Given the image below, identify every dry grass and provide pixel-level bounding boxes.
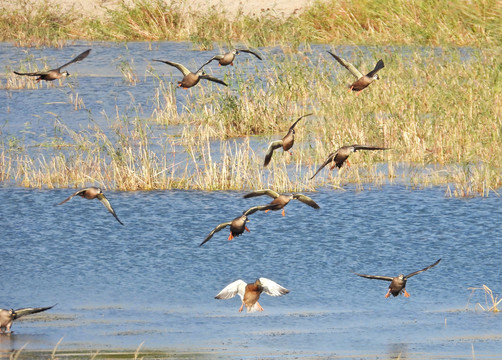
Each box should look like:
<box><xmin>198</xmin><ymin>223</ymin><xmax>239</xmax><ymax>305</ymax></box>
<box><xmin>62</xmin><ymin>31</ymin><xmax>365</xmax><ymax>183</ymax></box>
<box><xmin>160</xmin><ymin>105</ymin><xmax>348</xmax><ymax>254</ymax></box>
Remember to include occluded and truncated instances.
<box><xmin>466</xmin><ymin>285</ymin><xmax>501</xmax><ymax>313</ymax></box>
<box><xmin>0</xmin><ymin>0</ymin><xmax>500</xmax><ymax>47</ymax></box>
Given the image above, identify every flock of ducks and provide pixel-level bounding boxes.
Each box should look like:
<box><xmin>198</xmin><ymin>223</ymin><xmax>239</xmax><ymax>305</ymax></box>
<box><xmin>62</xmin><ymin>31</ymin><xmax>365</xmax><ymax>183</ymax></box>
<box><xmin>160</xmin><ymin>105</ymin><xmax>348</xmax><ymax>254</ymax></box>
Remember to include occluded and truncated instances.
<box><xmin>2</xmin><ymin>46</ymin><xmax>442</xmax><ymax>332</ymax></box>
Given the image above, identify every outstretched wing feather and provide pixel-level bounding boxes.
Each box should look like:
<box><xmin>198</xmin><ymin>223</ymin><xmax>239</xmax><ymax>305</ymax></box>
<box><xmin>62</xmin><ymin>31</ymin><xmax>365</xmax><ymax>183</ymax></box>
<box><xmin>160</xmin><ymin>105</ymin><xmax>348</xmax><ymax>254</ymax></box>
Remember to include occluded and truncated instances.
<box><xmin>236</xmin><ymin>49</ymin><xmax>262</xmax><ymax>60</ymax></box>
<box><xmin>215</xmin><ymin>280</ymin><xmax>247</xmax><ymax>300</ymax></box>
<box><xmin>353</xmin><ymin>273</ymin><xmax>395</xmax><ymax>282</ymax></box>
<box><xmin>293</xmin><ymin>194</ymin><xmax>320</xmax><ymax>209</ymax></box>
<box><xmin>97</xmin><ymin>194</ymin><xmax>124</xmax><ymax>225</ymax></box>
<box><xmin>57</xmin><ymin>49</ymin><xmax>91</xmax><ymax>70</ymax></box>
<box><xmin>327</xmin><ymin>51</ymin><xmax>364</xmax><ymax>79</ymax></box>
<box><xmin>152</xmin><ymin>59</ymin><xmax>191</xmax><ymax>76</ymax></box>
<box><xmin>243</xmin><ymin>189</ymin><xmax>280</xmax><ymax>199</ymax></box>
<box><xmin>263</xmin><ymin>140</ymin><xmax>283</xmax><ymax>167</ymax></box>
<box><xmin>259</xmin><ymin>278</ymin><xmax>289</xmax><ymax>296</ymax></box>
<box><xmin>405</xmin><ymin>259</ymin><xmax>441</xmax><ymax>279</ymax></box>
<box><xmin>200</xmin><ymin>221</ymin><xmax>232</xmax><ymax>246</ymax></box>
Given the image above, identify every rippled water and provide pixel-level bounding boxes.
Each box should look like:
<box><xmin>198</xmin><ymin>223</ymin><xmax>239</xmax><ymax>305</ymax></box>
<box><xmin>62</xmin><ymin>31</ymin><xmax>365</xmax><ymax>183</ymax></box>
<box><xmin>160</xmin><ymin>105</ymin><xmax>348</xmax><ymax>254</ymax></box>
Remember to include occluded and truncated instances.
<box><xmin>0</xmin><ymin>186</ymin><xmax>501</xmax><ymax>358</ymax></box>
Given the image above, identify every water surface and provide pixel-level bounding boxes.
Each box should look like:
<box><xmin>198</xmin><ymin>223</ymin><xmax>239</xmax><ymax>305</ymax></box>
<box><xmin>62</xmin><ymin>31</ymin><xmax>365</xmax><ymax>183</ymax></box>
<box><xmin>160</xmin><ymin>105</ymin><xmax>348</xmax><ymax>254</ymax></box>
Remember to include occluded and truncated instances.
<box><xmin>0</xmin><ymin>186</ymin><xmax>501</xmax><ymax>358</ymax></box>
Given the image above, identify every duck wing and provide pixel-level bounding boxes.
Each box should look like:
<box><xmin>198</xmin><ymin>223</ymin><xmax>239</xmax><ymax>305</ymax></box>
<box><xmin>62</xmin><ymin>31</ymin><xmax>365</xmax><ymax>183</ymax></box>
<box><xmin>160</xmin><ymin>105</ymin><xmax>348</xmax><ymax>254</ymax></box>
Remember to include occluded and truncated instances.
<box><xmin>365</xmin><ymin>59</ymin><xmax>384</xmax><ymax>78</ymax></box>
<box><xmin>200</xmin><ymin>74</ymin><xmax>228</xmax><ymax>86</ymax></box>
<box><xmin>13</xmin><ymin>305</ymin><xmax>55</xmax><ymax>320</ymax></box>
<box><xmin>236</xmin><ymin>49</ymin><xmax>263</xmax><ymax>60</ymax></box>
<box><xmin>243</xmin><ymin>189</ymin><xmax>280</xmax><ymax>199</ymax></box>
<box><xmin>293</xmin><ymin>194</ymin><xmax>320</xmax><ymax>209</ymax></box>
<box><xmin>57</xmin><ymin>188</ymin><xmax>89</xmax><ymax>205</ymax></box>
<box><xmin>352</xmin><ymin>145</ymin><xmax>389</xmax><ymax>152</ymax></box>
<box><xmin>97</xmin><ymin>193</ymin><xmax>124</xmax><ymax>225</ymax></box>
<box><xmin>327</xmin><ymin>51</ymin><xmax>363</xmax><ymax>79</ymax></box>
<box><xmin>200</xmin><ymin>221</ymin><xmax>232</xmax><ymax>246</ymax></box>
<box><xmin>288</xmin><ymin>113</ymin><xmax>313</xmax><ymax>132</ymax></box>
<box><xmin>215</xmin><ymin>280</ymin><xmax>247</xmax><ymax>300</ymax></box>
<box><xmin>13</xmin><ymin>70</ymin><xmax>50</xmax><ymax>76</ymax></box>
<box><xmin>259</xmin><ymin>278</ymin><xmax>289</xmax><ymax>296</ymax></box>
<box><xmin>353</xmin><ymin>273</ymin><xmax>394</xmax><ymax>282</ymax></box>
<box><xmin>57</xmin><ymin>49</ymin><xmax>91</xmax><ymax>70</ymax></box>
<box><xmin>310</xmin><ymin>152</ymin><xmax>336</xmax><ymax>179</ymax></box>
<box><xmin>405</xmin><ymin>259</ymin><xmax>441</xmax><ymax>279</ymax></box>
<box><xmin>263</xmin><ymin>140</ymin><xmax>284</xmax><ymax>167</ymax></box>
<box><xmin>243</xmin><ymin>203</ymin><xmax>281</xmax><ymax>216</ymax></box>
<box><xmin>153</xmin><ymin>60</ymin><xmax>191</xmax><ymax>76</ymax></box>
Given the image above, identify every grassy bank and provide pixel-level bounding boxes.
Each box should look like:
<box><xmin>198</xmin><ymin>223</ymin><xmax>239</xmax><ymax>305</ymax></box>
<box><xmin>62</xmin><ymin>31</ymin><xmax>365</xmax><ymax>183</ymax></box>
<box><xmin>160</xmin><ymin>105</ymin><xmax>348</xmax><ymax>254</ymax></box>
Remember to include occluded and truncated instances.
<box><xmin>1</xmin><ymin>47</ymin><xmax>500</xmax><ymax>196</ymax></box>
<box><xmin>0</xmin><ymin>0</ymin><xmax>500</xmax><ymax>47</ymax></box>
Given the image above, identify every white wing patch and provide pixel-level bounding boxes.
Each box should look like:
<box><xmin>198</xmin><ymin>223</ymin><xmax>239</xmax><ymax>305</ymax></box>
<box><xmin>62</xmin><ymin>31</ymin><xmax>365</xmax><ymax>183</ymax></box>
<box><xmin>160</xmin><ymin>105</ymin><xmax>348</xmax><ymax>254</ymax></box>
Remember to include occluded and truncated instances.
<box><xmin>259</xmin><ymin>277</ymin><xmax>289</xmax><ymax>297</ymax></box>
<box><xmin>215</xmin><ymin>280</ymin><xmax>247</xmax><ymax>300</ymax></box>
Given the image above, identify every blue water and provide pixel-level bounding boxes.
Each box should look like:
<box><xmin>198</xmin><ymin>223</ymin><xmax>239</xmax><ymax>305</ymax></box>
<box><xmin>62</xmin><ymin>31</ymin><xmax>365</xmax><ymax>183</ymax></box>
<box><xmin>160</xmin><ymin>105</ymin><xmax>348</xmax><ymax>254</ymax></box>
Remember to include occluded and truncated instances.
<box><xmin>0</xmin><ymin>186</ymin><xmax>501</xmax><ymax>358</ymax></box>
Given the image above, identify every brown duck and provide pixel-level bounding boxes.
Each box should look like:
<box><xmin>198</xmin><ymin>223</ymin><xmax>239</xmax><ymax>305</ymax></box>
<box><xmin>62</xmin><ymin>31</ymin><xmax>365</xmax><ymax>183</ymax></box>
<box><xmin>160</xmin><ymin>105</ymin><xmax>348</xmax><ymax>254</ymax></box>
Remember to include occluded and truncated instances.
<box><xmin>263</xmin><ymin>113</ymin><xmax>313</xmax><ymax>167</ymax></box>
<box><xmin>354</xmin><ymin>259</ymin><xmax>441</xmax><ymax>298</ymax></box>
<box><xmin>215</xmin><ymin>278</ymin><xmax>289</xmax><ymax>313</ymax></box>
<box><xmin>202</xmin><ymin>48</ymin><xmax>262</xmax><ymax>67</ymax></box>
<box><xmin>310</xmin><ymin>145</ymin><xmax>389</xmax><ymax>179</ymax></box>
<box><xmin>200</xmin><ymin>204</ymin><xmax>279</xmax><ymax>246</ymax></box>
<box><xmin>0</xmin><ymin>305</ymin><xmax>55</xmax><ymax>333</ymax></box>
<box><xmin>152</xmin><ymin>59</ymin><xmax>227</xmax><ymax>89</ymax></box>
<box><xmin>14</xmin><ymin>49</ymin><xmax>91</xmax><ymax>82</ymax></box>
<box><xmin>57</xmin><ymin>187</ymin><xmax>124</xmax><ymax>225</ymax></box>
<box><xmin>243</xmin><ymin>189</ymin><xmax>320</xmax><ymax>216</ymax></box>
<box><xmin>327</xmin><ymin>51</ymin><xmax>384</xmax><ymax>93</ymax></box>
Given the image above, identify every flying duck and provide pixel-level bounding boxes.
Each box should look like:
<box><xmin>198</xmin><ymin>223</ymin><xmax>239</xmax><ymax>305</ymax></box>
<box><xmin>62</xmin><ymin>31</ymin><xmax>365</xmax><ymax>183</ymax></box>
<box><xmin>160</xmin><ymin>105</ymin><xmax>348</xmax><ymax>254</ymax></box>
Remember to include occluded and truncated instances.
<box><xmin>327</xmin><ymin>51</ymin><xmax>384</xmax><ymax>93</ymax></box>
<box><xmin>14</xmin><ymin>49</ymin><xmax>91</xmax><ymax>82</ymax></box>
<box><xmin>152</xmin><ymin>59</ymin><xmax>227</xmax><ymax>89</ymax></box>
<box><xmin>263</xmin><ymin>113</ymin><xmax>313</xmax><ymax>167</ymax></box>
<box><xmin>57</xmin><ymin>187</ymin><xmax>124</xmax><ymax>225</ymax></box>
<box><xmin>0</xmin><ymin>305</ymin><xmax>55</xmax><ymax>333</ymax></box>
<box><xmin>310</xmin><ymin>145</ymin><xmax>389</xmax><ymax>179</ymax></box>
<box><xmin>243</xmin><ymin>189</ymin><xmax>320</xmax><ymax>216</ymax></box>
<box><xmin>354</xmin><ymin>259</ymin><xmax>441</xmax><ymax>298</ymax></box>
<box><xmin>200</xmin><ymin>204</ymin><xmax>280</xmax><ymax>246</ymax></box>
<box><xmin>202</xmin><ymin>48</ymin><xmax>262</xmax><ymax>67</ymax></box>
<box><xmin>215</xmin><ymin>278</ymin><xmax>289</xmax><ymax>312</ymax></box>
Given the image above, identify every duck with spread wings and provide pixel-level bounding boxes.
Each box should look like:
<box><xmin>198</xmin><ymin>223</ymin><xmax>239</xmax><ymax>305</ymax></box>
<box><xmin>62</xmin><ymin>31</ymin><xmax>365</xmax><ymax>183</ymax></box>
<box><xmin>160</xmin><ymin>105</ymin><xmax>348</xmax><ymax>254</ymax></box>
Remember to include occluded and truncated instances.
<box><xmin>202</xmin><ymin>48</ymin><xmax>262</xmax><ymax>67</ymax></box>
<box><xmin>263</xmin><ymin>113</ymin><xmax>313</xmax><ymax>167</ymax></box>
<box><xmin>200</xmin><ymin>204</ymin><xmax>280</xmax><ymax>246</ymax></box>
<box><xmin>354</xmin><ymin>259</ymin><xmax>441</xmax><ymax>298</ymax></box>
<box><xmin>215</xmin><ymin>278</ymin><xmax>289</xmax><ymax>312</ymax></box>
<box><xmin>152</xmin><ymin>59</ymin><xmax>227</xmax><ymax>89</ymax></box>
<box><xmin>327</xmin><ymin>51</ymin><xmax>384</xmax><ymax>93</ymax></box>
<box><xmin>14</xmin><ymin>49</ymin><xmax>91</xmax><ymax>82</ymax></box>
<box><xmin>310</xmin><ymin>144</ymin><xmax>389</xmax><ymax>179</ymax></box>
<box><xmin>243</xmin><ymin>189</ymin><xmax>320</xmax><ymax>216</ymax></box>
<box><xmin>57</xmin><ymin>187</ymin><xmax>124</xmax><ymax>225</ymax></box>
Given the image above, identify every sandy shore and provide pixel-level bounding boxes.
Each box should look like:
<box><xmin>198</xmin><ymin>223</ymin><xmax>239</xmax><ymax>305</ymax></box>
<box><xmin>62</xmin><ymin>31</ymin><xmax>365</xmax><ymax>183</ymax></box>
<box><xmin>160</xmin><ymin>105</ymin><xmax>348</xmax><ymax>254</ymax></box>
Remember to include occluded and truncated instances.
<box><xmin>1</xmin><ymin>0</ymin><xmax>313</xmax><ymax>17</ymax></box>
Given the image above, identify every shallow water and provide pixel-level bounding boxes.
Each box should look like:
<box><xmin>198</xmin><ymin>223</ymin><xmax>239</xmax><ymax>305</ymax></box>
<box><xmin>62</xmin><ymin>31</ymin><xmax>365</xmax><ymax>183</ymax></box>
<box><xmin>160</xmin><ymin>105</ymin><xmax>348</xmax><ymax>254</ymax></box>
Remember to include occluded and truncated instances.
<box><xmin>0</xmin><ymin>186</ymin><xmax>501</xmax><ymax>358</ymax></box>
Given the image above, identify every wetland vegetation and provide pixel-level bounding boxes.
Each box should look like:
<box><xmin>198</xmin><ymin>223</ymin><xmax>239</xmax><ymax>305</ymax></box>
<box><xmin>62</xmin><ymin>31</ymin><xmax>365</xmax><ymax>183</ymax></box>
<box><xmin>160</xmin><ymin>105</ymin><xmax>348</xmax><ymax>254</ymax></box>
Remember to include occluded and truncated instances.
<box><xmin>0</xmin><ymin>0</ymin><xmax>500</xmax><ymax>47</ymax></box>
<box><xmin>0</xmin><ymin>0</ymin><xmax>500</xmax><ymax>197</ymax></box>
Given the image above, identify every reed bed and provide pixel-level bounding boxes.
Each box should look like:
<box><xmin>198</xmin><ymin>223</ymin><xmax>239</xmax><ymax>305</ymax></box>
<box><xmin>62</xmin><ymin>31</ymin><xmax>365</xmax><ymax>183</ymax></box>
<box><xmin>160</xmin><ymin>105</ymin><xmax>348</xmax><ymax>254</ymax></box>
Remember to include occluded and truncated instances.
<box><xmin>0</xmin><ymin>0</ymin><xmax>500</xmax><ymax>47</ymax></box>
<box><xmin>1</xmin><ymin>48</ymin><xmax>500</xmax><ymax>196</ymax></box>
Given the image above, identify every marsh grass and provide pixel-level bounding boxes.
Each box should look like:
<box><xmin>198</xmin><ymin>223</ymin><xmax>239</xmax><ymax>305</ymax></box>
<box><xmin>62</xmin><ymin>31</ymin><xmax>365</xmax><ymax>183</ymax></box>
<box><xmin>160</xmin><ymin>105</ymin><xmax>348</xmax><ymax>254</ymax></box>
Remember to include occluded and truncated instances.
<box><xmin>0</xmin><ymin>0</ymin><xmax>79</xmax><ymax>47</ymax></box>
<box><xmin>0</xmin><ymin>0</ymin><xmax>500</xmax><ymax>46</ymax></box>
<box><xmin>466</xmin><ymin>285</ymin><xmax>501</xmax><ymax>313</ymax></box>
<box><xmin>1</xmin><ymin>48</ymin><xmax>501</xmax><ymax>195</ymax></box>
